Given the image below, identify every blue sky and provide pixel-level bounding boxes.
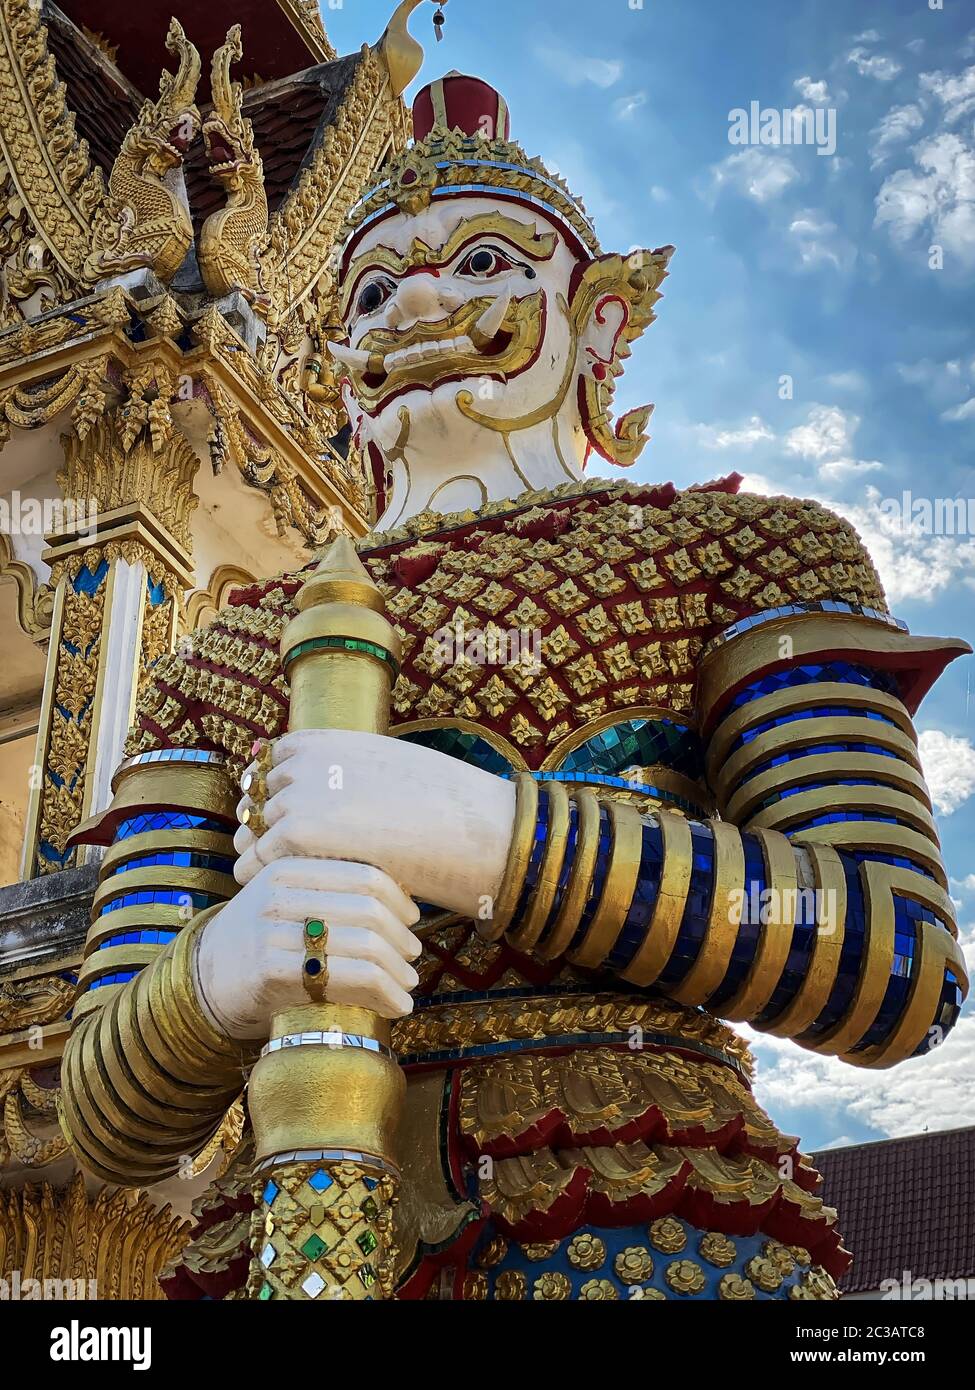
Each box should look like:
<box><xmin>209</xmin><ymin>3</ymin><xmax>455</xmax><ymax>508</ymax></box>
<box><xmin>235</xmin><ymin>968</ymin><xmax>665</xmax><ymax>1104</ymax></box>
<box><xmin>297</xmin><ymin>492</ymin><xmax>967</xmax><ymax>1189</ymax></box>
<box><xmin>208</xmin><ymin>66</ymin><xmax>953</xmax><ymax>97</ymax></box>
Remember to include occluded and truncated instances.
<box><xmin>324</xmin><ymin>1</ymin><xmax>975</xmax><ymax>1149</ymax></box>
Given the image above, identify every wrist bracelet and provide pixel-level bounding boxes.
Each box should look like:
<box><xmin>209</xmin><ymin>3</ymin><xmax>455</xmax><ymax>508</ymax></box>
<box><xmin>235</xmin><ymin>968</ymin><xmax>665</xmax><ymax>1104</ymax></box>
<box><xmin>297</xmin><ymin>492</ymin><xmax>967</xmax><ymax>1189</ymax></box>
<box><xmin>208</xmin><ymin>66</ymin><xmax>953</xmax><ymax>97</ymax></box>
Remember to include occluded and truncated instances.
<box><xmin>479</xmin><ymin>772</ymin><xmax>539</xmax><ymax>942</ymax></box>
<box><xmin>535</xmin><ymin>787</ymin><xmax>602</xmax><ymax>961</ymax></box>
<box><xmin>568</xmin><ymin>797</ymin><xmax>644</xmax><ymax>969</ymax></box>
<box><xmin>507</xmin><ymin>780</ymin><xmax>571</xmax><ymax>954</ymax></box>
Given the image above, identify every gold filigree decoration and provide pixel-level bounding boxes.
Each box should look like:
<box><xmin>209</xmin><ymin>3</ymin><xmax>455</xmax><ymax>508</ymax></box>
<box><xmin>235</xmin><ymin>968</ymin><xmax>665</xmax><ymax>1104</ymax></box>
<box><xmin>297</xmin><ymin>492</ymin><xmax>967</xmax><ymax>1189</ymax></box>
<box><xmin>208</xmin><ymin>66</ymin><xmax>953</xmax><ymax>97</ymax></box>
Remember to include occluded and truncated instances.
<box><xmin>0</xmin><ymin>529</ymin><xmax>53</xmax><ymax>639</ymax></box>
<box><xmin>59</xmin><ymin>415</ymin><xmax>199</xmax><ymax>553</ymax></box>
<box><xmin>32</xmin><ymin>553</ymin><xmax>105</xmax><ymax>875</ymax></box>
<box><xmin>187</xmin><ymin>1100</ymin><xmax>245</xmax><ymax>1179</ymax></box>
<box><xmin>0</xmin><ymin>0</ymin><xmax>105</xmax><ymax>281</ymax></box>
<box><xmin>570</xmin><ymin>247</ymin><xmax>674</xmax><ymax>468</ymax></box>
<box><xmin>0</xmin><ymin>1173</ymin><xmax>189</xmax><ymax>1299</ymax></box>
<box><xmin>247</xmin><ymin>1159</ymin><xmax>398</xmax><ymax>1302</ymax></box>
<box><xmin>198</xmin><ymin>369</ymin><xmax>338</xmax><ymax>541</ymax></box>
<box><xmin>1</xmin><ymin>1071</ymin><xmax>66</xmax><ymax>1167</ymax></box>
<box><xmin>0</xmin><ymin>974</ymin><xmax>72</xmax><ymax>1031</ymax></box>
<box><xmin>268</xmin><ymin>45</ymin><xmax>405</xmax><ymax>316</ymax></box>
<box><xmin>345</xmin><ymin>120</ymin><xmax>599</xmax><ymax>256</ymax></box>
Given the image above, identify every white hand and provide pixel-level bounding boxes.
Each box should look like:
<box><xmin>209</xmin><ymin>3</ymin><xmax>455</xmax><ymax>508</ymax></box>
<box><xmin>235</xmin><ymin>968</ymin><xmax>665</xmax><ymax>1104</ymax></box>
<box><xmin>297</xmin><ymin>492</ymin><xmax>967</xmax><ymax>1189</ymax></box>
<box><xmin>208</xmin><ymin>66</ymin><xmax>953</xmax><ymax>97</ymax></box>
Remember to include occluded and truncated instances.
<box><xmin>233</xmin><ymin>729</ymin><xmax>516</xmax><ymax>919</ymax></box>
<box><xmin>195</xmin><ymin>857</ymin><xmax>422</xmax><ymax>1040</ymax></box>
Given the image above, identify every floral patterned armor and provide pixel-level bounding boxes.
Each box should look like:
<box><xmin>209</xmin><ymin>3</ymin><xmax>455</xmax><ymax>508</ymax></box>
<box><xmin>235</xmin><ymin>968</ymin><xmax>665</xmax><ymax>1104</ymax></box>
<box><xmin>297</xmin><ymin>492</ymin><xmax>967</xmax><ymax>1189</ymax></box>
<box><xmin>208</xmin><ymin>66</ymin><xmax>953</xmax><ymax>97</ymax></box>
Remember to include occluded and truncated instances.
<box><xmin>58</xmin><ymin>75</ymin><xmax>970</xmax><ymax>1304</ymax></box>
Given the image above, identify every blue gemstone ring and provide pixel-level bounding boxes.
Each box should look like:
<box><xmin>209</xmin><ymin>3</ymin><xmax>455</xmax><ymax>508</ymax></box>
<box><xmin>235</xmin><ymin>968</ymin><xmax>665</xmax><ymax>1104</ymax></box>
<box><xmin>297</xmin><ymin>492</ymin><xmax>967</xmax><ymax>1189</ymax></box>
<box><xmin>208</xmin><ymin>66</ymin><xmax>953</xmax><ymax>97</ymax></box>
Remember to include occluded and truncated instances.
<box><xmin>302</xmin><ymin>918</ymin><xmax>329</xmax><ymax>1002</ymax></box>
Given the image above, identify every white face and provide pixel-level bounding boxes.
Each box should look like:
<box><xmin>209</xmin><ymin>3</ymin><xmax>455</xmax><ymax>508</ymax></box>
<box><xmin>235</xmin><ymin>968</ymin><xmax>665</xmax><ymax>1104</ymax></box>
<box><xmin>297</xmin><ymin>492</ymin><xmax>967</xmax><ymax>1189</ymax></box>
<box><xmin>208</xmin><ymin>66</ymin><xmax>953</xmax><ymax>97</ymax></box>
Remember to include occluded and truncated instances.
<box><xmin>335</xmin><ymin>197</ymin><xmax>583</xmax><ymax>451</ymax></box>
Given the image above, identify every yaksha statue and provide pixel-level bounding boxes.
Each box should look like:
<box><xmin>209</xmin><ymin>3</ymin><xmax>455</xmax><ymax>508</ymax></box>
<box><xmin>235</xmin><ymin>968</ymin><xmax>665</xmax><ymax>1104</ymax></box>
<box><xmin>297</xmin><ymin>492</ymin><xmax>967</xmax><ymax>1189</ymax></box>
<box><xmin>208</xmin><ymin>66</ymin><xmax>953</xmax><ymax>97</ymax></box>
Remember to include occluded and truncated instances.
<box><xmin>60</xmin><ymin>76</ymin><xmax>970</xmax><ymax>1303</ymax></box>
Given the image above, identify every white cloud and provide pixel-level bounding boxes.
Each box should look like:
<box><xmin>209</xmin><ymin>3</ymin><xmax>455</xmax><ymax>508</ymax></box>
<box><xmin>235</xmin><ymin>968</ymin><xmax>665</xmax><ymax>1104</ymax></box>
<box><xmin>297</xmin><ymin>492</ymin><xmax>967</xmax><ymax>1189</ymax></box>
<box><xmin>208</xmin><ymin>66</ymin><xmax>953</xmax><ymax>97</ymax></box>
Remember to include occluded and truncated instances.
<box><xmin>898</xmin><ymin>358</ymin><xmax>964</xmax><ymax>389</ymax></box>
<box><xmin>534</xmin><ymin>43</ymin><xmax>622</xmax><ymax>89</ymax></box>
<box><xmin>869</xmin><ymin>104</ymin><xmax>924</xmax><ymax>168</ymax></box>
<box><xmin>694</xmin><ymin>416</ymin><xmax>775</xmax><ymax>450</ymax></box>
<box><xmin>614</xmin><ymin>91</ymin><xmax>647</xmax><ymax>120</ymax></box>
<box><xmin>794</xmin><ymin>75</ymin><xmax>831</xmax><ymax>104</ymax></box>
<box><xmin>824</xmin><ymin>370</ymin><xmax>867</xmax><ymax>391</ymax></box>
<box><xmin>919</xmin><ymin>731</ymin><xmax>975</xmax><ymax>815</ymax></box>
<box><xmin>789</xmin><ymin>210</ymin><xmax>857</xmax><ymax>271</ymax></box>
<box><xmin>896</xmin><ymin>357</ymin><xmax>974</xmax><ymax>414</ymax></box>
<box><xmin>847</xmin><ymin>47</ymin><xmax>902</xmax><ymax>82</ymax></box>
<box><xmin>875</xmin><ymin>131</ymin><xmax>975</xmax><ymax>266</ymax></box>
<box><xmin>942</xmin><ymin>397</ymin><xmax>975</xmax><ymax>422</ymax></box>
<box><xmin>817</xmin><ymin>457</ymin><xmax>883</xmax><ymax>482</ymax></box>
<box><xmin>919</xmin><ymin>64</ymin><xmax>975</xmax><ymax>125</ymax></box>
<box><xmin>741</xmin><ymin>1009</ymin><xmax>975</xmax><ymax>1143</ymax></box>
<box><xmin>708</xmin><ymin>147</ymin><xmax>800</xmax><ymax>203</ymax></box>
<box><xmin>785</xmin><ymin>404</ymin><xmax>859</xmax><ymax>461</ymax></box>
<box><xmin>737</xmin><ymin>472</ymin><xmax>778</xmax><ymax>497</ymax></box>
<box><xmin>831</xmin><ymin>485</ymin><xmax>975</xmax><ymax>604</ymax></box>
<box><xmin>649</xmin><ymin>185</ymin><xmax>670</xmax><ymax>203</ymax></box>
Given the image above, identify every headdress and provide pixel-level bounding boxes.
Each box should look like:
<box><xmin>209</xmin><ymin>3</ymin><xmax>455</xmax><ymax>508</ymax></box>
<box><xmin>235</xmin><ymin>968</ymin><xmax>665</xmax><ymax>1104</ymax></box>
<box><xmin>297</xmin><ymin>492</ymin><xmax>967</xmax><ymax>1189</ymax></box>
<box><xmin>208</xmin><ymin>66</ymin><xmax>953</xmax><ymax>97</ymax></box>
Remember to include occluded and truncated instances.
<box><xmin>342</xmin><ymin>73</ymin><xmax>601</xmax><ymax>264</ymax></box>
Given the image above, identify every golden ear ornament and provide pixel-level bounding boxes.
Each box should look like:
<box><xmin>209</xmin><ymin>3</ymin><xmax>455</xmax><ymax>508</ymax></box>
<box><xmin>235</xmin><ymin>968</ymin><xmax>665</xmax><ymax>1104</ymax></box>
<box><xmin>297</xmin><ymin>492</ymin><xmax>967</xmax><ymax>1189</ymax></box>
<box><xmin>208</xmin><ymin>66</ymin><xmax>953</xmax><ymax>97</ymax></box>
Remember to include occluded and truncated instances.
<box><xmin>570</xmin><ymin>246</ymin><xmax>675</xmax><ymax>468</ymax></box>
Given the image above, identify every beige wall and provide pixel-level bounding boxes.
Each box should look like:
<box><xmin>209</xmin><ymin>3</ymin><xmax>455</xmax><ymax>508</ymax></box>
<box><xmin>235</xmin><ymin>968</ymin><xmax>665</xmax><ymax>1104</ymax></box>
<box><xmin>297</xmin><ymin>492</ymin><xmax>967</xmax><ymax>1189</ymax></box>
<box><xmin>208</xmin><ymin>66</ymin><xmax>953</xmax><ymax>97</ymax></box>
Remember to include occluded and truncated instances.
<box><xmin>0</xmin><ymin>730</ymin><xmax>35</xmax><ymax>885</ymax></box>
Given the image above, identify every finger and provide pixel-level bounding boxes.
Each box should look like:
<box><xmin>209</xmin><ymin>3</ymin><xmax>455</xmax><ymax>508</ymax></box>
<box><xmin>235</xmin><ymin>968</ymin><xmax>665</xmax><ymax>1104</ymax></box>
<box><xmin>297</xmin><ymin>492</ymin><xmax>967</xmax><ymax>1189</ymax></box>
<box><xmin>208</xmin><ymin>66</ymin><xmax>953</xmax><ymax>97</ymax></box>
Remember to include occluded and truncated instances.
<box><xmin>233</xmin><ymin>839</ymin><xmax>262</xmax><ymax>886</ymax></box>
<box><xmin>267</xmin><ymin>729</ymin><xmax>332</xmax><ymax>769</ymax></box>
<box><xmin>326</xmin><ymin>924</ymin><xmax>419</xmax><ymax>992</ymax></box>
<box><xmin>325</xmin><ymin>958</ymin><xmax>415</xmax><ymax>1020</ymax></box>
<box><xmin>260</xmin><ymin>858</ymin><xmax>418</xmax><ymax>925</ymax></box>
<box><xmin>232</xmin><ymin>811</ymin><xmax>254</xmax><ymax>856</ymax></box>
<box><xmin>266</xmin><ymin>891</ymin><xmax>421</xmax><ymax>976</ymax></box>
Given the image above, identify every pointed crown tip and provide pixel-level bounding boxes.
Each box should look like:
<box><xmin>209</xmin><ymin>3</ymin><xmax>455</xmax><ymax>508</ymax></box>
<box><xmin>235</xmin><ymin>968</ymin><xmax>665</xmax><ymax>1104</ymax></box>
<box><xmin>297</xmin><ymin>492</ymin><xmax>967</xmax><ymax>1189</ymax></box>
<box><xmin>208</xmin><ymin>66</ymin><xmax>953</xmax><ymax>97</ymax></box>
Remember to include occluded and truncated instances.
<box><xmin>313</xmin><ymin>534</ymin><xmax>375</xmax><ymax>585</ymax></box>
<box><xmin>298</xmin><ymin>533</ymin><xmax>386</xmax><ymax>614</ymax></box>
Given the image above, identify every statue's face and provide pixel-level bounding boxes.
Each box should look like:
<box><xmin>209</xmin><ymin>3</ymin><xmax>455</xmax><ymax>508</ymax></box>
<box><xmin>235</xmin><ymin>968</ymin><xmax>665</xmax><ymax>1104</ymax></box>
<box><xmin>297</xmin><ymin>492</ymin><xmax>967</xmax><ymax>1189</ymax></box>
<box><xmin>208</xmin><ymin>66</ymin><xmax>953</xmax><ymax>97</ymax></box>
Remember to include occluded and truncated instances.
<box><xmin>336</xmin><ymin>197</ymin><xmax>583</xmax><ymax>445</ymax></box>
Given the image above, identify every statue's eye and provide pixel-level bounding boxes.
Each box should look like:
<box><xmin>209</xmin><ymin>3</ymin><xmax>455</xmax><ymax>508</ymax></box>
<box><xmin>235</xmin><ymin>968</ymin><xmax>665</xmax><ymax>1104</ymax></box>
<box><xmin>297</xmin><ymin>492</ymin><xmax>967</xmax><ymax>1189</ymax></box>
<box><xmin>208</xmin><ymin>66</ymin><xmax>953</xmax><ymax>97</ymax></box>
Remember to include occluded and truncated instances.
<box><xmin>457</xmin><ymin>247</ymin><xmax>514</xmax><ymax>278</ymax></box>
<box><xmin>356</xmin><ymin>278</ymin><xmax>394</xmax><ymax>316</ymax></box>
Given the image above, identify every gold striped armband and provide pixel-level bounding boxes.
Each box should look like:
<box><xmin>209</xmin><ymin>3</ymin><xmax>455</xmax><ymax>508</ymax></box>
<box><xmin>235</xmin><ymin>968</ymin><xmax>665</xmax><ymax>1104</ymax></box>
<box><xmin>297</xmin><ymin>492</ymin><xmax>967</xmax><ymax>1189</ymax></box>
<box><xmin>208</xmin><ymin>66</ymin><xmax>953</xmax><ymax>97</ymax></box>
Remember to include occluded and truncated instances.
<box><xmin>60</xmin><ymin>906</ymin><xmax>258</xmax><ymax>1186</ymax></box>
<box><xmin>695</xmin><ymin>609</ymin><xmax>970</xmax><ymax>1068</ymax></box>
<box><xmin>70</xmin><ymin>751</ymin><xmax>240</xmax><ymax>1026</ymax></box>
<box><xmin>483</xmin><ymin>774</ymin><xmax>644</xmax><ymax>970</ymax></box>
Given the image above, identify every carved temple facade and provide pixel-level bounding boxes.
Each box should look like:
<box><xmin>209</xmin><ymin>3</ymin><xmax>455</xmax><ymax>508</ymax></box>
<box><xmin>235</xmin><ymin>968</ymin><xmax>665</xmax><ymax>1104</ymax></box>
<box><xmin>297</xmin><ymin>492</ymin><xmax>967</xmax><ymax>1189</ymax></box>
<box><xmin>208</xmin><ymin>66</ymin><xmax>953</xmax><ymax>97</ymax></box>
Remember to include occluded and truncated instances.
<box><xmin>0</xmin><ymin>0</ymin><xmax>420</xmax><ymax>1291</ymax></box>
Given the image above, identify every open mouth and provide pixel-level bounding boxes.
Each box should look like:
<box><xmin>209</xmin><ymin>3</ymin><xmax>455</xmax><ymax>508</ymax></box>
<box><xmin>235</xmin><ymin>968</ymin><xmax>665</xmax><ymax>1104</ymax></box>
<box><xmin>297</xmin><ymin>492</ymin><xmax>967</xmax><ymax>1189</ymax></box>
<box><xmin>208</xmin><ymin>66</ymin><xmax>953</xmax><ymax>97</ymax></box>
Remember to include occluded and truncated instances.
<box><xmin>205</xmin><ymin>130</ymin><xmax>239</xmax><ymax>172</ymax></box>
<box><xmin>327</xmin><ymin>288</ymin><xmax>539</xmax><ymax>402</ymax></box>
<box><xmin>168</xmin><ymin>123</ymin><xmax>193</xmax><ymax>156</ymax></box>
<box><xmin>362</xmin><ymin>327</ymin><xmax>513</xmax><ymax>390</ymax></box>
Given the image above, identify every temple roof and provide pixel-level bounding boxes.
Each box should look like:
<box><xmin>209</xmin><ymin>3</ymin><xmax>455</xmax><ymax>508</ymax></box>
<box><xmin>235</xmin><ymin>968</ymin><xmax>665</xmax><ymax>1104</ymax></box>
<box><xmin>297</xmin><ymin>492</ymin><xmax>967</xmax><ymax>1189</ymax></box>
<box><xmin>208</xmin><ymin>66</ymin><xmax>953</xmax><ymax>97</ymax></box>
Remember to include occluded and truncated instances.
<box><xmin>51</xmin><ymin>0</ymin><xmax>332</xmax><ymax>100</ymax></box>
<box><xmin>184</xmin><ymin>55</ymin><xmax>364</xmax><ymax>234</ymax></box>
<box><xmin>42</xmin><ymin>4</ymin><xmax>366</xmax><ymax>234</ymax></box>
<box><xmin>46</xmin><ymin>5</ymin><xmax>143</xmax><ymax>176</ymax></box>
<box><xmin>814</xmin><ymin>1126</ymin><xmax>975</xmax><ymax>1293</ymax></box>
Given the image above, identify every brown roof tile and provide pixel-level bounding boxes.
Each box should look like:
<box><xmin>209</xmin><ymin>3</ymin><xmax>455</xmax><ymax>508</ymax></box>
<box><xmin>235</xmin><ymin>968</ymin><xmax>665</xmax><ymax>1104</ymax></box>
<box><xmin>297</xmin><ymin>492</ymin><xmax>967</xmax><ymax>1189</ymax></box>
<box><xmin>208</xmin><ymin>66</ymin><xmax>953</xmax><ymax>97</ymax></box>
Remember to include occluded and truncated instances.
<box><xmin>185</xmin><ymin>55</ymin><xmax>363</xmax><ymax>235</ymax></box>
<box><xmin>813</xmin><ymin>1126</ymin><xmax>975</xmax><ymax>1293</ymax></box>
<box><xmin>55</xmin><ymin>0</ymin><xmax>326</xmax><ymax>100</ymax></box>
<box><xmin>47</xmin><ymin>5</ymin><xmax>144</xmax><ymax>176</ymax></box>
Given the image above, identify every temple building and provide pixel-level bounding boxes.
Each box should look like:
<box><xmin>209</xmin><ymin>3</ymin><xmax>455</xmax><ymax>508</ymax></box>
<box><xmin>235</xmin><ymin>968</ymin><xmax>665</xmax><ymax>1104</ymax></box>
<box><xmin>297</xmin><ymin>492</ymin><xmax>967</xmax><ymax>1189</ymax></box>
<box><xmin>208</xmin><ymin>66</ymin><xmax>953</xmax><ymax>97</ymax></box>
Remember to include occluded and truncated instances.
<box><xmin>815</xmin><ymin>1128</ymin><xmax>975</xmax><ymax>1301</ymax></box>
<box><xmin>0</xmin><ymin>0</ymin><xmax>420</xmax><ymax>1292</ymax></box>
<box><xmin>0</xmin><ymin>0</ymin><xmax>968</xmax><ymax>1307</ymax></box>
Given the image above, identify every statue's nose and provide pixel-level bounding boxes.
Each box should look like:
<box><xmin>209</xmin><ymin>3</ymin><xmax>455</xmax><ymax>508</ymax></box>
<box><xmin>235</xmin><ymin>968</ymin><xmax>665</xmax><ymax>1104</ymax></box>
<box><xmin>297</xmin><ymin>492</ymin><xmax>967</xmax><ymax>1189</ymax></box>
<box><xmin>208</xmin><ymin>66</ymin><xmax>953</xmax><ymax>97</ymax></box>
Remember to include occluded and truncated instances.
<box><xmin>385</xmin><ymin>274</ymin><xmax>462</xmax><ymax>330</ymax></box>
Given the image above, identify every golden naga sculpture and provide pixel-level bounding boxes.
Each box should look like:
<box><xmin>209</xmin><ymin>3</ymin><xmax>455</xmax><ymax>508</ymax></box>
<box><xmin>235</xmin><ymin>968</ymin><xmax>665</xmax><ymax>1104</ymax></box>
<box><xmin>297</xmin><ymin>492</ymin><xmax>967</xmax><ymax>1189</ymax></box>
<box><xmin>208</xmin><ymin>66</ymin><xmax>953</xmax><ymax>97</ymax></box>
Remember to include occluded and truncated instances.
<box><xmin>84</xmin><ymin>19</ymin><xmax>202</xmax><ymax>287</ymax></box>
<box><xmin>198</xmin><ymin>25</ymin><xmax>272</xmax><ymax>309</ymax></box>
